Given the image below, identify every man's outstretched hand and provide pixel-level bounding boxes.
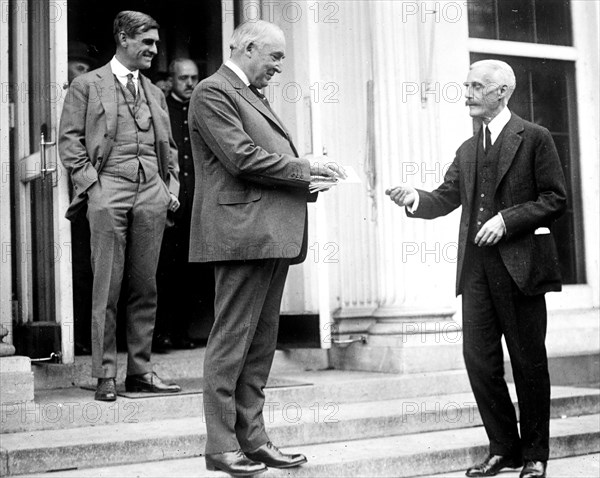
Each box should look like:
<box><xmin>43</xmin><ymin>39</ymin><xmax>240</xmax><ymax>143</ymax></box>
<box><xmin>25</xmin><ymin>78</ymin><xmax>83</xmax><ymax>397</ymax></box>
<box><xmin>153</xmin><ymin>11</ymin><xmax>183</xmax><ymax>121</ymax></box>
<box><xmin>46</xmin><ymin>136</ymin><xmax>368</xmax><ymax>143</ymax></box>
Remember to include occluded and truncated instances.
<box><xmin>385</xmin><ymin>186</ymin><xmax>417</xmax><ymax>208</ymax></box>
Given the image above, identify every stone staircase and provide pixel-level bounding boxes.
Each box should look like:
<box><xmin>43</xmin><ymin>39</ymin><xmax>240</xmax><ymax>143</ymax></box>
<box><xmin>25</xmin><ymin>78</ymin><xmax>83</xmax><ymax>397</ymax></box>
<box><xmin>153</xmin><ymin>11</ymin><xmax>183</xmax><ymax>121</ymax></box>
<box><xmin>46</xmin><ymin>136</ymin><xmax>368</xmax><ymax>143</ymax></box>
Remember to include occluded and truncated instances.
<box><xmin>1</xmin><ymin>348</ymin><xmax>599</xmax><ymax>477</ymax></box>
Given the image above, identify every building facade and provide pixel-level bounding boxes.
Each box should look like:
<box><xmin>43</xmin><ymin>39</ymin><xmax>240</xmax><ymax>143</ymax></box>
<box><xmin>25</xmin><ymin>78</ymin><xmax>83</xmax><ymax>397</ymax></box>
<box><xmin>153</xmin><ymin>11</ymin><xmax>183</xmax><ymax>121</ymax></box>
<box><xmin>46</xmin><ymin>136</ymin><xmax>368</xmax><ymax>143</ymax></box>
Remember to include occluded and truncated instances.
<box><xmin>0</xmin><ymin>1</ymin><xmax>598</xmax><ymax>390</ymax></box>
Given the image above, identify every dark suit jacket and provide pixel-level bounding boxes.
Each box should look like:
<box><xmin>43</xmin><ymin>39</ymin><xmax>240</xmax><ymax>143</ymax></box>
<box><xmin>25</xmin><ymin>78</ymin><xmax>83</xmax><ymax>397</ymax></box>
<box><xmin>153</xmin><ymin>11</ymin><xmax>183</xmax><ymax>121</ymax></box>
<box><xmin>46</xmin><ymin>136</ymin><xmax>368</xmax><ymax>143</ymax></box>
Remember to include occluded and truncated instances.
<box><xmin>59</xmin><ymin>63</ymin><xmax>179</xmax><ymax>220</ymax></box>
<box><xmin>188</xmin><ymin>65</ymin><xmax>314</xmax><ymax>263</ymax></box>
<box><xmin>166</xmin><ymin>94</ymin><xmax>195</xmax><ymax>224</ymax></box>
<box><xmin>410</xmin><ymin>113</ymin><xmax>567</xmax><ymax>296</ymax></box>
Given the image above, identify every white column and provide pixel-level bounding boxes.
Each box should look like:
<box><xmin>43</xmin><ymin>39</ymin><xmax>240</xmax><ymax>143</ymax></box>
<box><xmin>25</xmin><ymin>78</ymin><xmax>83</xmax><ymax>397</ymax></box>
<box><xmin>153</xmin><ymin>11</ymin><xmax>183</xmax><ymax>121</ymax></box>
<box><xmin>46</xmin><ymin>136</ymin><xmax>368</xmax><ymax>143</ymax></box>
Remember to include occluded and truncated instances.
<box><xmin>331</xmin><ymin>1</ymin><xmax>472</xmax><ymax>373</ymax></box>
<box><xmin>0</xmin><ymin>0</ymin><xmax>13</xmax><ymax>348</ymax></box>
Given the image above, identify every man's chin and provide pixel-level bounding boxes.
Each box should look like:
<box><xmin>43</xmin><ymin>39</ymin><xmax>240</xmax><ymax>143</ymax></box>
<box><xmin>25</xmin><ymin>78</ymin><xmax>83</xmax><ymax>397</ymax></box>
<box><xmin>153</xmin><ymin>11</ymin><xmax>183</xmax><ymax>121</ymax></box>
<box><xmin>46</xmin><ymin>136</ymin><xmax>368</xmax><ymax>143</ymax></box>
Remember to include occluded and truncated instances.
<box><xmin>139</xmin><ymin>58</ymin><xmax>153</xmax><ymax>69</ymax></box>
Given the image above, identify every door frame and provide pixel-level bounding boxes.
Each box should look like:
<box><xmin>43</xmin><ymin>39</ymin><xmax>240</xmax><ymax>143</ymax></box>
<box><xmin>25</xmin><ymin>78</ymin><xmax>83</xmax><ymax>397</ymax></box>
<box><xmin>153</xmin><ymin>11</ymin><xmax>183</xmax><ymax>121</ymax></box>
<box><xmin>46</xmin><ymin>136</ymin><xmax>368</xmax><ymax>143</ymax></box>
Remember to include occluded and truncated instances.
<box><xmin>0</xmin><ymin>0</ymin><xmax>12</xmax><ymax>345</ymax></box>
<box><xmin>10</xmin><ymin>0</ymin><xmax>73</xmax><ymax>363</ymax></box>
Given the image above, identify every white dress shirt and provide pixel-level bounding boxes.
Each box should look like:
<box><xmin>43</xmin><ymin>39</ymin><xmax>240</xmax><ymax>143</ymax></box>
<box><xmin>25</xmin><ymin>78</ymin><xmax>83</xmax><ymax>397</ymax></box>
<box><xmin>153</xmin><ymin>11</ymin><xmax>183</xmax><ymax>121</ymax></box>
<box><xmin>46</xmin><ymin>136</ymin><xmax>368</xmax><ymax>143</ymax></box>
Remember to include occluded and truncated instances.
<box><xmin>484</xmin><ymin>106</ymin><xmax>511</xmax><ymax>149</ymax></box>
<box><xmin>225</xmin><ymin>60</ymin><xmax>250</xmax><ymax>86</ymax></box>
<box><xmin>110</xmin><ymin>56</ymin><xmax>139</xmax><ymax>95</ymax></box>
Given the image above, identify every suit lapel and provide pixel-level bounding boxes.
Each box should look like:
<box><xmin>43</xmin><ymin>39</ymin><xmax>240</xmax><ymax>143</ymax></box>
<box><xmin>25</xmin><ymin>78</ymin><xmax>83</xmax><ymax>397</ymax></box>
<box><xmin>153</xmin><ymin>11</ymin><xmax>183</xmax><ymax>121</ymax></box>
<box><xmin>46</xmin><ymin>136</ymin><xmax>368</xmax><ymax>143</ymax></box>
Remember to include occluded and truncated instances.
<box><xmin>463</xmin><ymin>134</ymin><xmax>478</xmax><ymax>208</ymax></box>
<box><xmin>92</xmin><ymin>64</ymin><xmax>118</xmax><ymax>171</ymax></box>
<box><xmin>495</xmin><ymin>114</ymin><xmax>524</xmax><ymax>191</ymax></box>
<box><xmin>219</xmin><ymin>66</ymin><xmax>295</xmax><ymax>144</ymax></box>
<box><xmin>140</xmin><ymin>74</ymin><xmax>168</xmax><ymax>176</ymax></box>
<box><xmin>96</xmin><ymin>64</ymin><xmax>118</xmax><ymax>141</ymax></box>
<box><xmin>140</xmin><ymin>74</ymin><xmax>165</xmax><ymax>144</ymax></box>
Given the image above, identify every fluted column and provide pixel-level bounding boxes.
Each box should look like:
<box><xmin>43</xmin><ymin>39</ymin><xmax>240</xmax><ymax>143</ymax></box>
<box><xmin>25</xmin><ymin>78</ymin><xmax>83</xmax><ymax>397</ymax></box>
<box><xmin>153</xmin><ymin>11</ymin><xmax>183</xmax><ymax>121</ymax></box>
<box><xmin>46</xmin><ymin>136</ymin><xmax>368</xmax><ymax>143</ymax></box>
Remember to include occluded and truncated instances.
<box><xmin>331</xmin><ymin>1</ymin><xmax>472</xmax><ymax>373</ymax></box>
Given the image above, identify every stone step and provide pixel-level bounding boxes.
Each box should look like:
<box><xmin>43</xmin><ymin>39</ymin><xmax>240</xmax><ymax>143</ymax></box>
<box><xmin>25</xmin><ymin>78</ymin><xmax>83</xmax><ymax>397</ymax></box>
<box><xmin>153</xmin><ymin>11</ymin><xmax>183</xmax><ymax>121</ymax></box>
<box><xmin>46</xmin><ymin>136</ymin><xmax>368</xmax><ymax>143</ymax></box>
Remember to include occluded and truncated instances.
<box><xmin>1</xmin><ymin>386</ymin><xmax>597</xmax><ymax>476</ymax></box>
<box><xmin>2</xmin><ymin>369</ymin><xmax>474</xmax><ymax>433</ymax></box>
<box><xmin>32</xmin><ymin>349</ymin><xmax>330</xmax><ymax>391</ymax></box>
<box><xmin>11</xmin><ymin>414</ymin><xmax>600</xmax><ymax>478</ymax></box>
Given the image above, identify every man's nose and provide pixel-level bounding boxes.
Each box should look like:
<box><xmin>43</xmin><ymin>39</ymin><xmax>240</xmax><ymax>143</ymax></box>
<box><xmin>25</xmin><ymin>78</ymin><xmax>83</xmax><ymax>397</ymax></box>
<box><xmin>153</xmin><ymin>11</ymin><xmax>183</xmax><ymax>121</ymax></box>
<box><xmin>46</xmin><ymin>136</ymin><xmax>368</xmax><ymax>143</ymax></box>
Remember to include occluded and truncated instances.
<box><xmin>274</xmin><ymin>63</ymin><xmax>282</xmax><ymax>74</ymax></box>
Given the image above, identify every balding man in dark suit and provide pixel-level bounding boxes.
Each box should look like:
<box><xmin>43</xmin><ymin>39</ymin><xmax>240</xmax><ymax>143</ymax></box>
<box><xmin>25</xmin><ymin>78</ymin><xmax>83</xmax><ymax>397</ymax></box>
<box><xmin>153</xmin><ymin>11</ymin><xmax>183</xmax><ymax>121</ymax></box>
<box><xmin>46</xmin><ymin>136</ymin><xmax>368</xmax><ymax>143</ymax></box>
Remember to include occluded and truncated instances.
<box><xmin>189</xmin><ymin>20</ymin><xmax>344</xmax><ymax>477</ymax></box>
<box><xmin>387</xmin><ymin>60</ymin><xmax>566</xmax><ymax>478</ymax></box>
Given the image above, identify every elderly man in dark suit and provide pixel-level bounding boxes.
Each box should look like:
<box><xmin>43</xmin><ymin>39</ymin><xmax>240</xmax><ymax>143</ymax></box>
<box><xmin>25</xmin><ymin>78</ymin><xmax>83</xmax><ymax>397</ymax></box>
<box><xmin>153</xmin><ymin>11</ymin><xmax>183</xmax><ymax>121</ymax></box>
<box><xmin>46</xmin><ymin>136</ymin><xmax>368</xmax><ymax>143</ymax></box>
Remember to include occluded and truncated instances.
<box><xmin>189</xmin><ymin>20</ymin><xmax>344</xmax><ymax>477</ymax></box>
<box><xmin>59</xmin><ymin>10</ymin><xmax>182</xmax><ymax>401</ymax></box>
<box><xmin>387</xmin><ymin>60</ymin><xmax>566</xmax><ymax>478</ymax></box>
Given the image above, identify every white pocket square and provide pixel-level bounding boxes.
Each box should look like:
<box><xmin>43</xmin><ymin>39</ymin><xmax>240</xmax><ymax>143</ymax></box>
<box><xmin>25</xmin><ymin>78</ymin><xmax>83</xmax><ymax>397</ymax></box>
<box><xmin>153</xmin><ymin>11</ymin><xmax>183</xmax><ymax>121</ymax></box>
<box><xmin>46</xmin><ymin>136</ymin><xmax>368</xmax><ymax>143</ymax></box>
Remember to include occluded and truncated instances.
<box><xmin>534</xmin><ymin>227</ymin><xmax>551</xmax><ymax>235</ymax></box>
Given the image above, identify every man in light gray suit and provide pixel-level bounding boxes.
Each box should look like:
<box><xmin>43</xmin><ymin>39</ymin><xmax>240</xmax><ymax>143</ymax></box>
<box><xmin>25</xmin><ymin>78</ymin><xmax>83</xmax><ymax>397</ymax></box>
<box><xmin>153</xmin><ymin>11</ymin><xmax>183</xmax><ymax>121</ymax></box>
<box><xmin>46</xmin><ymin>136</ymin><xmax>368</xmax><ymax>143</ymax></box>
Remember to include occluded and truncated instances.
<box><xmin>59</xmin><ymin>11</ymin><xmax>181</xmax><ymax>401</ymax></box>
<box><xmin>189</xmin><ymin>20</ymin><xmax>344</xmax><ymax>477</ymax></box>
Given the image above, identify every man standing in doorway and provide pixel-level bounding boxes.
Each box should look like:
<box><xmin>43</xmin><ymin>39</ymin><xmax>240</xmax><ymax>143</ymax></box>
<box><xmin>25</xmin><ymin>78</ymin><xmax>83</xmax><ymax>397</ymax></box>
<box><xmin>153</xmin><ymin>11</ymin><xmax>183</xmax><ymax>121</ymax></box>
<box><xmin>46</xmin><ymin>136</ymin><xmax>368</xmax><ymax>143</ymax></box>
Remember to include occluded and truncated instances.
<box><xmin>59</xmin><ymin>10</ymin><xmax>182</xmax><ymax>401</ymax></box>
<box><xmin>387</xmin><ymin>60</ymin><xmax>566</xmax><ymax>478</ymax></box>
<box><xmin>155</xmin><ymin>58</ymin><xmax>202</xmax><ymax>352</ymax></box>
<box><xmin>189</xmin><ymin>20</ymin><xmax>344</xmax><ymax>476</ymax></box>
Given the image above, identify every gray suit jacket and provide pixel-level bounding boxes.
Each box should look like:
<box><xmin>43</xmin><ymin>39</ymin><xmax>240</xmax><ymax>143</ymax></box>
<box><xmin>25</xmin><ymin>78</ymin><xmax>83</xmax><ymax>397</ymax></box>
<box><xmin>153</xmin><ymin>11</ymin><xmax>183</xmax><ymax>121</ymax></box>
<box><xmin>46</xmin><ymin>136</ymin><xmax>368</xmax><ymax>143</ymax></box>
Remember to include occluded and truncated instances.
<box><xmin>59</xmin><ymin>63</ymin><xmax>179</xmax><ymax>220</ymax></box>
<box><xmin>410</xmin><ymin>113</ymin><xmax>567</xmax><ymax>296</ymax></box>
<box><xmin>188</xmin><ymin>65</ymin><xmax>314</xmax><ymax>263</ymax></box>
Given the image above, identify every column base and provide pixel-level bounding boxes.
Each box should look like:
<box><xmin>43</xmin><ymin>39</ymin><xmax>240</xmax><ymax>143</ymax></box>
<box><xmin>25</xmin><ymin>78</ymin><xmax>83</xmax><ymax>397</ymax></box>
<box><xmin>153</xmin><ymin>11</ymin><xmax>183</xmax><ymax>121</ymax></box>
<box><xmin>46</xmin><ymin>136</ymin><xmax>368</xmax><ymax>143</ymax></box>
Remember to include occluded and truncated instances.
<box><xmin>0</xmin><ymin>356</ymin><xmax>34</xmax><ymax>404</ymax></box>
<box><xmin>330</xmin><ymin>308</ymin><xmax>465</xmax><ymax>374</ymax></box>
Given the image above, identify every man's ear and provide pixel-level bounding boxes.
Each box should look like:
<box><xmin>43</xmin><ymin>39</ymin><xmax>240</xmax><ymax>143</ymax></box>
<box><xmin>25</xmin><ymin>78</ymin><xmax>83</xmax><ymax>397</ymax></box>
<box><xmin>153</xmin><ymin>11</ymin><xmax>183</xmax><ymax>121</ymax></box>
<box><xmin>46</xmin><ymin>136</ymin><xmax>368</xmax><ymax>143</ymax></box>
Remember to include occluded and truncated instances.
<box><xmin>497</xmin><ymin>84</ymin><xmax>509</xmax><ymax>101</ymax></box>
<box><xmin>118</xmin><ymin>31</ymin><xmax>128</xmax><ymax>47</ymax></box>
<box><xmin>245</xmin><ymin>42</ymin><xmax>255</xmax><ymax>57</ymax></box>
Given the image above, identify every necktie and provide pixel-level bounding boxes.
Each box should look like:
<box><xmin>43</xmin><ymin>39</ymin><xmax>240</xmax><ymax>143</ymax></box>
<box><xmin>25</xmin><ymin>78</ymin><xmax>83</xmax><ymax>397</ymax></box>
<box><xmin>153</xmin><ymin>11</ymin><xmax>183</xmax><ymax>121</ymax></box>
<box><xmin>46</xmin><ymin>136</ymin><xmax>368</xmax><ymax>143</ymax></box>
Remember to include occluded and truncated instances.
<box><xmin>249</xmin><ymin>85</ymin><xmax>269</xmax><ymax>106</ymax></box>
<box><xmin>250</xmin><ymin>85</ymin><xmax>281</xmax><ymax>121</ymax></box>
<box><xmin>248</xmin><ymin>85</ymin><xmax>289</xmax><ymax>138</ymax></box>
<box><xmin>484</xmin><ymin>125</ymin><xmax>492</xmax><ymax>154</ymax></box>
<box><xmin>126</xmin><ymin>73</ymin><xmax>137</xmax><ymax>100</ymax></box>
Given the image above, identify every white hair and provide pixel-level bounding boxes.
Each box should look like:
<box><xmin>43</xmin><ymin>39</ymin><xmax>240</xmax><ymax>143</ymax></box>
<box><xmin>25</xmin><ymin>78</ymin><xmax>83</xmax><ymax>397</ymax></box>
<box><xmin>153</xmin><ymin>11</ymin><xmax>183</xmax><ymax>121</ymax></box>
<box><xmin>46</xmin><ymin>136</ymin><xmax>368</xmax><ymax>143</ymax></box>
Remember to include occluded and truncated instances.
<box><xmin>470</xmin><ymin>59</ymin><xmax>516</xmax><ymax>102</ymax></box>
<box><xmin>229</xmin><ymin>20</ymin><xmax>284</xmax><ymax>53</ymax></box>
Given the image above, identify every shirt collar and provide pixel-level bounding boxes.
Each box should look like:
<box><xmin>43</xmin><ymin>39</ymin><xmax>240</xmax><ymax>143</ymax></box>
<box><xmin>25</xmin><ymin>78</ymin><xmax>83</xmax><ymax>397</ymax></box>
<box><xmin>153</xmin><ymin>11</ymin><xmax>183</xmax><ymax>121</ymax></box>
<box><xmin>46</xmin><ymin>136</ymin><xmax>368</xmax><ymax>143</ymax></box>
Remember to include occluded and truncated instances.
<box><xmin>486</xmin><ymin>106</ymin><xmax>511</xmax><ymax>144</ymax></box>
<box><xmin>110</xmin><ymin>56</ymin><xmax>139</xmax><ymax>80</ymax></box>
<box><xmin>169</xmin><ymin>92</ymin><xmax>189</xmax><ymax>104</ymax></box>
<box><xmin>225</xmin><ymin>60</ymin><xmax>250</xmax><ymax>86</ymax></box>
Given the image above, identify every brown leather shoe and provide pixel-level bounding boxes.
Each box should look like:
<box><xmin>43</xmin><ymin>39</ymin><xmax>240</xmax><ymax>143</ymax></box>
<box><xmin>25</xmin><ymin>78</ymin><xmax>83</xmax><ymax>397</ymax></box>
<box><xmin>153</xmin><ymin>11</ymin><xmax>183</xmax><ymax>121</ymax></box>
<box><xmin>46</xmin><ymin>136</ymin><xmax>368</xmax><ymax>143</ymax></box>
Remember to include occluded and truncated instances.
<box><xmin>520</xmin><ymin>461</ymin><xmax>546</xmax><ymax>478</ymax></box>
<box><xmin>125</xmin><ymin>372</ymin><xmax>181</xmax><ymax>393</ymax></box>
<box><xmin>245</xmin><ymin>441</ymin><xmax>307</xmax><ymax>469</ymax></box>
<box><xmin>205</xmin><ymin>449</ymin><xmax>267</xmax><ymax>476</ymax></box>
<box><xmin>466</xmin><ymin>454</ymin><xmax>522</xmax><ymax>477</ymax></box>
<box><xmin>94</xmin><ymin>378</ymin><xmax>116</xmax><ymax>402</ymax></box>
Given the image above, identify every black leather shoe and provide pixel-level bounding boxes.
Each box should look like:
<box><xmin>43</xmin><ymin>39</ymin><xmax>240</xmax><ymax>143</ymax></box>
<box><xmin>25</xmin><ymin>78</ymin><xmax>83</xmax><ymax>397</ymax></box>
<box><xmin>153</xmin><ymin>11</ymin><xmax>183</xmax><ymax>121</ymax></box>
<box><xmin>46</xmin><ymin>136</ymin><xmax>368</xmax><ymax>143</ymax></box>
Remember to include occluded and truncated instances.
<box><xmin>520</xmin><ymin>461</ymin><xmax>546</xmax><ymax>478</ymax></box>
<box><xmin>245</xmin><ymin>441</ymin><xmax>307</xmax><ymax>469</ymax></box>
<box><xmin>205</xmin><ymin>449</ymin><xmax>267</xmax><ymax>476</ymax></box>
<box><xmin>125</xmin><ymin>372</ymin><xmax>181</xmax><ymax>393</ymax></box>
<box><xmin>466</xmin><ymin>454</ymin><xmax>522</xmax><ymax>477</ymax></box>
<box><xmin>94</xmin><ymin>378</ymin><xmax>117</xmax><ymax>402</ymax></box>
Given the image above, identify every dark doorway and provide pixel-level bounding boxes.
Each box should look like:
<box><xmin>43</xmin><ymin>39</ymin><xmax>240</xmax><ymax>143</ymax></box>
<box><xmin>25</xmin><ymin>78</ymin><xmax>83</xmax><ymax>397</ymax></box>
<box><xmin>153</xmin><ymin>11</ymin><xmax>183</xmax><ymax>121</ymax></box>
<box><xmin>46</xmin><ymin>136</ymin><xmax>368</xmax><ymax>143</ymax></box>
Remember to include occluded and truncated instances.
<box><xmin>67</xmin><ymin>0</ymin><xmax>222</xmax><ymax>81</ymax></box>
<box><xmin>66</xmin><ymin>0</ymin><xmax>223</xmax><ymax>354</ymax></box>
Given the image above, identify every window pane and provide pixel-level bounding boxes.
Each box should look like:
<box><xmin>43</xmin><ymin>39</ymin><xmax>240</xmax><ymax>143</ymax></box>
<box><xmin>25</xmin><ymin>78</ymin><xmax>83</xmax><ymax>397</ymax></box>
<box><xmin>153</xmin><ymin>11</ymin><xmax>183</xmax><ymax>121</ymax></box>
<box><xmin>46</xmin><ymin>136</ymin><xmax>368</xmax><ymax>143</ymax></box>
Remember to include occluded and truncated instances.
<box><xmin>535</xmin><ymin>0</ymin><xmax>572</xmax><ymax>45</ymax></box>
<box><xmin>497</xmin><ymin>0</ymin><xmax>535</xmax><ymax>43</ymax></box>
<box><xmin>503</xmin><ymin>66</ymin><xmax>532</xmax><ymax>122</ymax></box>
<box><xmin>531</xmin><ymin>64</ymin><xmax>569</xmax><ymax>133</ymax></box>
<box><xmin>552</xmin><ymin>135</ymin><xmax>579</xmax><ymax>283</ymax></box>
<box><xmin>468</xmin><ymin>0</ymin><xmax>573</xmax><ymax>46</ymax></box>
<box><xmin>468</xmin><ymin>0</ymin><xmax>497</xmax><ymax>40</ymax></box>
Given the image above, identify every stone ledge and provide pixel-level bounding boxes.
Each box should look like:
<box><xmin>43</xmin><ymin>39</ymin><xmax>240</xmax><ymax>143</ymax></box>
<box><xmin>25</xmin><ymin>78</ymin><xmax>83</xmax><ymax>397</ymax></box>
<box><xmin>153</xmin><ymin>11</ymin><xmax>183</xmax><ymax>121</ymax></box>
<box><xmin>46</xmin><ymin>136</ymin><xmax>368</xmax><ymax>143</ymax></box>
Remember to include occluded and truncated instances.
<box><xmin>0</xmin><ymin>356</ymin><xmax>30</xmax><ymax>374</ymax></box>
<box><xmin>0</xmin><ymin>372</ymin><xmax>34</xmax><ymax>404</ymax></box>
